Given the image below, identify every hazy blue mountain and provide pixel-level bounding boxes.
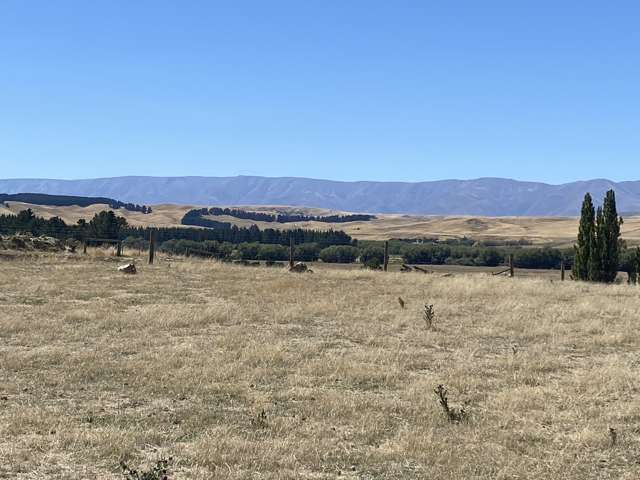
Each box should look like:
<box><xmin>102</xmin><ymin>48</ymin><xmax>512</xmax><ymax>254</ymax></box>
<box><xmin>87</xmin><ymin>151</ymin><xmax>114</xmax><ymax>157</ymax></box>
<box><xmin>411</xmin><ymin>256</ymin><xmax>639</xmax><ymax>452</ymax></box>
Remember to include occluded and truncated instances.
<box><xmin>1</xmin><ymin>176</ymin><xmax>639</xmax><ymax>216</ymax></box>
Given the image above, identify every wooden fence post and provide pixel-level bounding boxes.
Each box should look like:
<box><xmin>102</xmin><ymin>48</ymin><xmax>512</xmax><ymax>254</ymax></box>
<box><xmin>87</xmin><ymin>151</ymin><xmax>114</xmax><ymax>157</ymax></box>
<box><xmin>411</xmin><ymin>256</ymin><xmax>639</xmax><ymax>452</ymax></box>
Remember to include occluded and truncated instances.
<box><xmin>560</xmin><ymin>260</ymin><xmax>565</xmax><ymax>281</ymax></box>
<box><xmin>148</xmin><ymin>229</ymin><xmax>155</xmax><ymax>265</ymax></box>
<box><xmin>289</xmin><ymin>236</ymin><xmax>294</xmax><ymax>268</ymax></box>
<box><xmin>383</xmin><ymin>240</ymin><xmax>389</xmax><ymax>272</ymax></box>
<box><xmin>509</xmin><ymin>254</ymin><xmax>514</xmax><ymax>277</ymax></box>
<box><xmin>83</xmin><ymin>240</ymin><xmax>87</xmax><ymax>254</ymax></box>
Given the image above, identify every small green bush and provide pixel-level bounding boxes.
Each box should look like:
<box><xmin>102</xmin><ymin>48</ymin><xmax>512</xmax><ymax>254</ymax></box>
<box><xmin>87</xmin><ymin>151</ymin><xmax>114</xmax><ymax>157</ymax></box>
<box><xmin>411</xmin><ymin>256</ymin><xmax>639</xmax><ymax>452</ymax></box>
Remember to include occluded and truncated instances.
<box><xmin>319</xmin><ymin>245</ymin><xmax>359</xmax><ymax>263</ymax></box>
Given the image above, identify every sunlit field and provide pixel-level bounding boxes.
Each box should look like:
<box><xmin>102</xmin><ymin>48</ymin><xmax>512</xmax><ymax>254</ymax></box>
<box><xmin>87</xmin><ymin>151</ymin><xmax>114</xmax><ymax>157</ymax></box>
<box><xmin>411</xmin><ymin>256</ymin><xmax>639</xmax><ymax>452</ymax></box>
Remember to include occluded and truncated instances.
<box><xmin>1</xmin><ymin>252</ymin><xmax>639</xmax><ymax>479</ymax></box>
<box><xmin>5</xmin><ymin>200</ymin><xmax>640</xmax><ymax>245</ymax></box>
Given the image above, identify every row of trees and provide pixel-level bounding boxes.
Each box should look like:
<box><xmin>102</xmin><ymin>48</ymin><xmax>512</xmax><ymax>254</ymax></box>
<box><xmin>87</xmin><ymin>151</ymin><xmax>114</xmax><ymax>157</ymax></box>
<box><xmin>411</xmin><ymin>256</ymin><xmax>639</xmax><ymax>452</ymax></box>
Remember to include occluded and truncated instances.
<box><xmin>400</xmin><ymin>243</ymin><xmax>564</xmax><ymax>269</ymax></box>
<box><xmin>0</xmin><ymin>193</ymin><xmax>152</xmax><ymax>213</ymax></box>
<box><xmin>205</xmin><ymin>207</ymin><xmax>375</xmax><ymax>223</ymax></box>
<box><xmin>181</xmin><ymin>208</ymin><xmax>232</xmax><ymax>229</ymax></box>
<box><xmin>5</xmin><ymin>193</ymin><xmax>640</xmax><ymax>280</ymax></box>
<box><xmin>1</xmin><ymin>209</ymin><xmax>563</xmax><ymax>269</ymax></box>
<box><xmin>155</xmin><ymin>236</ymin><xmax>571</xmax><ymax>269</ymax></box>
<box><xmin>0</xmin><ymin>209</ymin><xmax>128</xmax><ymax>240</ymax></box>
<box><xmin>158</xmin><ymin>239</ymin><xmax>345</xmax><ymax>263</ymax></box>
<box><xmin>0</xmin><ymin>208</ymin><xmax>356</xmax><ymax>249</ymax></box>
<box><xmin>208</xmin><ymin>207</ymin><xmax>275</xmax><ymax>222</ymax></box>
<box><xmin>573</xmin><ymin>190</ymin><xmax>630</xmax><ymax>283</ymax></box>
<box><xmin>158</xmin><ymin>240</ymin><xmax>382</xmax><ymax>265</ymax></box>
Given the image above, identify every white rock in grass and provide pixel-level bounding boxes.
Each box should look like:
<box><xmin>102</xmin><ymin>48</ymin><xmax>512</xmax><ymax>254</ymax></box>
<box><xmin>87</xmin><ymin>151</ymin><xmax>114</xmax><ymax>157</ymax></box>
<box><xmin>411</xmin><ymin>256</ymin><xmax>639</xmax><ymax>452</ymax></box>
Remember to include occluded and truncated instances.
<box><xmin>117</xmin><ymin>263</ymin><xmax>137</xmax><ymax>274</ymax></box>
<box><xmin>289</xmin><ymin>262</ymin><xmax>312</xmax><ymax>273</ymax></box>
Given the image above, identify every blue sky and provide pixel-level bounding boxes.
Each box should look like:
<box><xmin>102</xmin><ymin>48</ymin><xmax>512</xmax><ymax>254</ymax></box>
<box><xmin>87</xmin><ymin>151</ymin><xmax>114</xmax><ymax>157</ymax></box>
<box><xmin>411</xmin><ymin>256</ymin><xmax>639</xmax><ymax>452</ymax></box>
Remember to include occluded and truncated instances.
<box><xmin>1</xmin><ymin>1</ymin><xmax>639</xmax><ymax>183</ymax></box>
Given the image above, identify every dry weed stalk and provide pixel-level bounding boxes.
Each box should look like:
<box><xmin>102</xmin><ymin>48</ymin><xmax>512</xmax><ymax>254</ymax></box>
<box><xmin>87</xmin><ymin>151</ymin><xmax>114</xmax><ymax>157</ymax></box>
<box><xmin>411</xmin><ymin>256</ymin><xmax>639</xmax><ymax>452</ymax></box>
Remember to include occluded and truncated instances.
<box><xmin>251</xmin><ymin>409</ymin><xmax>268</xmax><ymax>429</ymax></box>
<box><xmin>434</xmin><ymin>385</ymin><xmax>467</xmax><ymax>423</ymax></box>
<box><xmin>423</xmin><ymin>304</ymin><xmax>435</xmax><ymax>329</ymax></box>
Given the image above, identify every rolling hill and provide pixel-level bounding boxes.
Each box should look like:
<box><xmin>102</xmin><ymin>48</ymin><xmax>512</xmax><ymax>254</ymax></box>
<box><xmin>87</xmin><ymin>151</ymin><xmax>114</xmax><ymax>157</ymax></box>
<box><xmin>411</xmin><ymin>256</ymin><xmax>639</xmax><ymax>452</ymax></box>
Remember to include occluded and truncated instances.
<box><xmin>2</xmin><ymin>176</ymin><xmax>640</xmax><ymax>216</ymax></box>
<box><xmin>4</xmin><ymin>200</ymin><xmax>640</xmax><ymax>246</ymax></box>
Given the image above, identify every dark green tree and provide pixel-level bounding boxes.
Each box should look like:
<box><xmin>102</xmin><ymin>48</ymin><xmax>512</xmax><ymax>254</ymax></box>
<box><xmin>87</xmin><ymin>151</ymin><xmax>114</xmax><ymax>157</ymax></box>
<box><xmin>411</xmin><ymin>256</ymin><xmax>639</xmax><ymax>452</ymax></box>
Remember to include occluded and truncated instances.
<box><xmin>319</xmin><ymin>245</ymin><xmax>359</xmax><ymax>263</ymax></box>
<box><xmin>588</xmin><ymin>206</ymin><xmax>604</xmax><ymax>281</ymax></box>
<box><xmin>478</xmin><ymin>248</ymin><xmax>503</xmax><ymax>267</ymax></box>
<box><xmin>619</xmin><ymin>246</ymin><xmax>640</xmax><ymax>284</ymax></box>
<box><xmin>358</xmin><ymin>246</ymin><xmax>385</xmax><ymax>266</ymax></box>
<box><xmin>257</xmin><ymin>244</ymin><xmax>288</xmax><ymax>261</ymax></box>
<box><xmin>89</xmin><ymin>210</ymin><xmax>128</xmax><ymax>239</ymax></box>
<box><xmin>573</xmin><ymin>193</ymin><xmax>595</xmax><ymax>280</ymax></box>
<box><xmin>599</xmin><ymin>189</ymin><xmax>623</xmax><ymax>283</ymax></box>
<box><xmin>16</xmin><ymin>208</ymin><xmax>37</xmax><ymax>233</ymax></box>
<box><xmin>294</xmin><ymin>243</ymin><xmax>321</xmax><ymax>262</ymax></box>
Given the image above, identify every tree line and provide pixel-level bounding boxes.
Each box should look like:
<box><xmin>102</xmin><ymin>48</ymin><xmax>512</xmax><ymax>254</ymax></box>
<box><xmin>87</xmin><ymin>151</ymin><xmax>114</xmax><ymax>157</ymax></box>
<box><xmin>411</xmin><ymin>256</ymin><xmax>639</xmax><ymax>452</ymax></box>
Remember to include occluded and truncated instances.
<box><xmin>181</xmin><ymin>208</ymin><xmax>232</xmax><ymax>229</ymax></box>
<box><xmin>0</xmin><ymin>193</ymin><xmax>152</xmax><ymax>213</ymax></box>
<box><xmin>4</xmin><ymin>193</ymin><xmax>640</xmax><ymax>279</ymax></box>
<box><xmin>0</xmin><ymin>208</ymin><xmax>581</xmax><ymax>270</ymax></box>
<box><xmin>204</xmin><ymin>207</ymin><xmax>375</xmax><ymax>223</ymax></box>
<box><xmin>155</xmin><ymin>237</ymin><xmax>575</xmax><ymax>270</ymax></box>
<box><xmin>0</xmin><ymin>208</ymin><xmax>355</xmax><ymax>248</ymax></box>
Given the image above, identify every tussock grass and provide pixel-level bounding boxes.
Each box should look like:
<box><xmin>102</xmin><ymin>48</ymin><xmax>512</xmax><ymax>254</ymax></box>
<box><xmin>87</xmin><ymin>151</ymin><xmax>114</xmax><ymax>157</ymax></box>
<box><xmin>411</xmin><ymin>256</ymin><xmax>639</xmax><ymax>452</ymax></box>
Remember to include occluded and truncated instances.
<box><xmin>0</xmin><ymin>253</ymin><xmax>639</xmax><ymax>478</ymax></box>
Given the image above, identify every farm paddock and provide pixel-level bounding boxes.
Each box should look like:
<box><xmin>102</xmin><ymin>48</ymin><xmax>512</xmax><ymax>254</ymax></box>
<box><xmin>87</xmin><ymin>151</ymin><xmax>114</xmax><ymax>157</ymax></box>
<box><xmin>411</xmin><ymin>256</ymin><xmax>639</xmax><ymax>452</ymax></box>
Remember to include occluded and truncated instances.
<box><xmin>0</xmin><ymin>252</ymin><xmax>639</xmax><ymax>479</ymax></box>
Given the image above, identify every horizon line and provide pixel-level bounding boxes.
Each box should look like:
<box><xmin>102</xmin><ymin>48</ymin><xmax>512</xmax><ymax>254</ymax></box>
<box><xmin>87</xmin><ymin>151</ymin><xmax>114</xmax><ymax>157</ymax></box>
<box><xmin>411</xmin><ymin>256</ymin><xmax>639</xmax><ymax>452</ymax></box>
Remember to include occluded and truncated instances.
<box><xmin>1</xmin><ymin>174</ymin><xmax>636</xmax><ymax>187</ymax></box>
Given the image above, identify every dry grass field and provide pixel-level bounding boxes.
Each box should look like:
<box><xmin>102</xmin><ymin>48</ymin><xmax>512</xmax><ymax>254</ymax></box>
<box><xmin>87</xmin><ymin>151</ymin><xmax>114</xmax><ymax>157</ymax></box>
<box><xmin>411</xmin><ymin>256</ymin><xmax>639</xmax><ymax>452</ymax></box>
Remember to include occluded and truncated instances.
<box><xmin>1</xmin><ymin>251</ymin><xmax>639</xmax><ymax>479</ymax></box>
<box><xmin>5</xmin><ymin>200</ymin><xmax>640</xmax><ymax>245</ymax></box>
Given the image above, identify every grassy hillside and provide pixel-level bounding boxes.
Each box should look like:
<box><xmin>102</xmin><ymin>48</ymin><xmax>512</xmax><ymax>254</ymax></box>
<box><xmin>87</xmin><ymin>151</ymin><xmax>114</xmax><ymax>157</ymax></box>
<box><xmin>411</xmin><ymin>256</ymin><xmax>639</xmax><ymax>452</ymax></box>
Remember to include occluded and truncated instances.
<box><xmin>0</xmin><ymin>253</ymin><xmax>638</xmax><ymax>478</ymax></box>
<box><xmin>4</xmin><ymin>200</ymin><xmax>640</xmax><ymax>245</ymax></box>
<box><xmin>0</xmin><ymin>201</ymin><xmax>189</xmax><ymax>229</ymax></box>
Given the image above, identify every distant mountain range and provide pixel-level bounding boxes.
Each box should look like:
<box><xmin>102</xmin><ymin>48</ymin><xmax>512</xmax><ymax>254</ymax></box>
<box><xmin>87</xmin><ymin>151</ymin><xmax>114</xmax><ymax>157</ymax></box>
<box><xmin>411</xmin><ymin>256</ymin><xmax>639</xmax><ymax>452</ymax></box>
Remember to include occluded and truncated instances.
<box><xmin>1</xmin><ymin>176</ymin><xmax>639</xmax><ymax>216</ymax></box>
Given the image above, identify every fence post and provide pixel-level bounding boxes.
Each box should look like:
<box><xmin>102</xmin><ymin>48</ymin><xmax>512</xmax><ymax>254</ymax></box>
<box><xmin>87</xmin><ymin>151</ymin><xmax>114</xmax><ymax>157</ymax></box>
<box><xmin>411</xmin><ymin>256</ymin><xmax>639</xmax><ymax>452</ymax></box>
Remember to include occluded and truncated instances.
<box><xmin>289</xmin><ymin>236</ymin><xmax>294</xmax><ymax>268</ymax></box>
<box><xmin>509</xmin><ymin>254</ymin><xmax>514</xmax><ymax>277</ymax></box>
<box><xmin>560</xmin><ymin>260</ymin><xmax>565</xmax><ymax>281</ymax></box>
<box><xmin>383</xmin><ymin>240</ymin><xmax>389</xmax><ymax>272</ymax></box>
<box><xmin>83</xmin><ymin>240</ymin><xmax>87</xmax><ymax>254</ymax></box>
<box><xmin>148</xmin><ymin>229</ymin><xmax>155</xmax><ymax>265</ymax></box>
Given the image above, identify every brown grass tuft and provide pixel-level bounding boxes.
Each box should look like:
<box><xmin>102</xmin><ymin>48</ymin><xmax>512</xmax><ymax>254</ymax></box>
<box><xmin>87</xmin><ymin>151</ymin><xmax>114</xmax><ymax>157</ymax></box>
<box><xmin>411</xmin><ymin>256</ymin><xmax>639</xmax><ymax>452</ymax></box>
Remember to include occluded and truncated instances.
<box><xmin>0</xmin><ymin>253</ymin><xmax>639</xmax><ymax>478</ymax></box>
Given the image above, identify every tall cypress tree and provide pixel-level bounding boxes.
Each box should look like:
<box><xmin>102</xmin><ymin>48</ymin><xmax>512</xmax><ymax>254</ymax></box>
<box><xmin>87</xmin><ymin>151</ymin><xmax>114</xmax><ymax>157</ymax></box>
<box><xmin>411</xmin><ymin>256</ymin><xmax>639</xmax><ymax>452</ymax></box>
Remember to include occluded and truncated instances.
<box><xmin>600</xmin><ymin>189</ymin><xmax>623</xmax><ymax>283</ymax></box>
<box><xmin>573</xmin><ymin>193</ymin><xmax>595</xmax><ymax>280</ymax></box>
<box><xmin>588</xmin><ymin>206</ymin><xmax>604</xmax><ymax>281</ymax></box>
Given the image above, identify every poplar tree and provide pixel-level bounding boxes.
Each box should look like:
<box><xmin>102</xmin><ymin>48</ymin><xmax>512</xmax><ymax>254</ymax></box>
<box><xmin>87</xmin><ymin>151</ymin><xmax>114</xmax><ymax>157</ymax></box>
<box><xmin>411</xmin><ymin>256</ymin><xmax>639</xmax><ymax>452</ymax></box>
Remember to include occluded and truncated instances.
<box><xmin>574</xmin><ymin>190</ymin><xmax>623</xmax><ymax>283</ymax></box>
<box><xmin>600</xmin><ymin>189</ymin><xmax>623</xmax><ymax>282</ymax></box>
<box><xmin>588</xmin><ymin>206</ymin><xmax>604</xmax><ymax>281</ymax></box>
<box><xmin>573</xmin><ymin>193</ymin><xmax>595</xmax><ymax>280</ymax></box>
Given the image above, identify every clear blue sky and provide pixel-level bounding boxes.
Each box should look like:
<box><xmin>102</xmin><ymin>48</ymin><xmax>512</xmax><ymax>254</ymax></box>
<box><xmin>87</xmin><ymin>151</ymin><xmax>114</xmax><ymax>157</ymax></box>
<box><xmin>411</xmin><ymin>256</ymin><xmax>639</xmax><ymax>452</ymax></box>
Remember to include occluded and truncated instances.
<box><xmin>1</xmin><ymin>1</ymin><xmax>639</xmax><ymax>183</ymax></box>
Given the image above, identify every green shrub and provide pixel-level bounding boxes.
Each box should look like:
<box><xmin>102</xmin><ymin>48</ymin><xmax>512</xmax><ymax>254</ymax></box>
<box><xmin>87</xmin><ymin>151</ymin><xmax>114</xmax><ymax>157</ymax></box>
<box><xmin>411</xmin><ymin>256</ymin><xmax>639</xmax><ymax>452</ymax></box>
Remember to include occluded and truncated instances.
<box><xmin>122</xmin><ymin>236</ymin><xmax>149</xmax><ymax>251</ymax></box>
<box><xmin>237</xmin><ymin>242</ymin><xmax>261</xmax><ymax>260</ymax></box>
<box><xmin>513</xmin><ymin>247</ymin><xmax>562</xmax><ymax>269</ymax></box>
<box><xmin>362</xmin><ymin>257</ymin><xmax>382</xmax><ymax>269</ymax></box>
<box><xmin>359</xmin><ymin>246</ymin><xmax>385</xmax><ymax>266</ymax></box>
<box><xmin>403</xmin><ymin>245</ymin><xmax>451</xmax><ymax>264</ymax></box>
<box><xmin>257</xmin><ymin>244</ymin><xmax>289</xmax><ymax>261</ymax></box>
<box><xmin>477</xmin><ymin>248</ymin><xmax>503</xmax><ymax>267</ymax></box>
<box><xmin>294</xmin><ymin>243</ymin><xmax>321</xmax><ymax>262</ymax></box>
<box><xmin>319</xmin><ymin>245</ymin><xmax>359</xmax><ymax>263</ymax></box>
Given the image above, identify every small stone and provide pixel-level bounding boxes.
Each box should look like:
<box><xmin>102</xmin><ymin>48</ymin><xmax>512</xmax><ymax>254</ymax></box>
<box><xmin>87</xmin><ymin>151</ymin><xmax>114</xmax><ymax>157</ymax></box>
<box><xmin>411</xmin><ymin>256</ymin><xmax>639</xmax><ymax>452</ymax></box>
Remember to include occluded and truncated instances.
<box><xmin>117</xmin><ymin>263</ymin><xmax>137</xmax><ymax>274</ymax></box>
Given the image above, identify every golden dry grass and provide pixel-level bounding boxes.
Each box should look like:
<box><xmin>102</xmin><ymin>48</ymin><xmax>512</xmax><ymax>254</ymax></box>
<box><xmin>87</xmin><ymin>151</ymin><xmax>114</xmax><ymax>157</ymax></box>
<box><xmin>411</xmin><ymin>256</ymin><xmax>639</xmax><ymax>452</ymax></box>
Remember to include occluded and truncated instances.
<box><xmin>0</xmin><ymin>202</ymin><xmax>190</xmax><ymax>229</ymax></box>
<box><xmin>6</xmin><ymin>200</ymin><xmax>640</xmax><ymax>245</ymax></box>
<box><xmin>1</xmin><ymin>252</ymin><xmax>639</xmax><ymax>479</ymax></box>
<box><xmin>202</xmin><ymin>211</ymin><xmax>640</xmax><ymax>246</ymax></box>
